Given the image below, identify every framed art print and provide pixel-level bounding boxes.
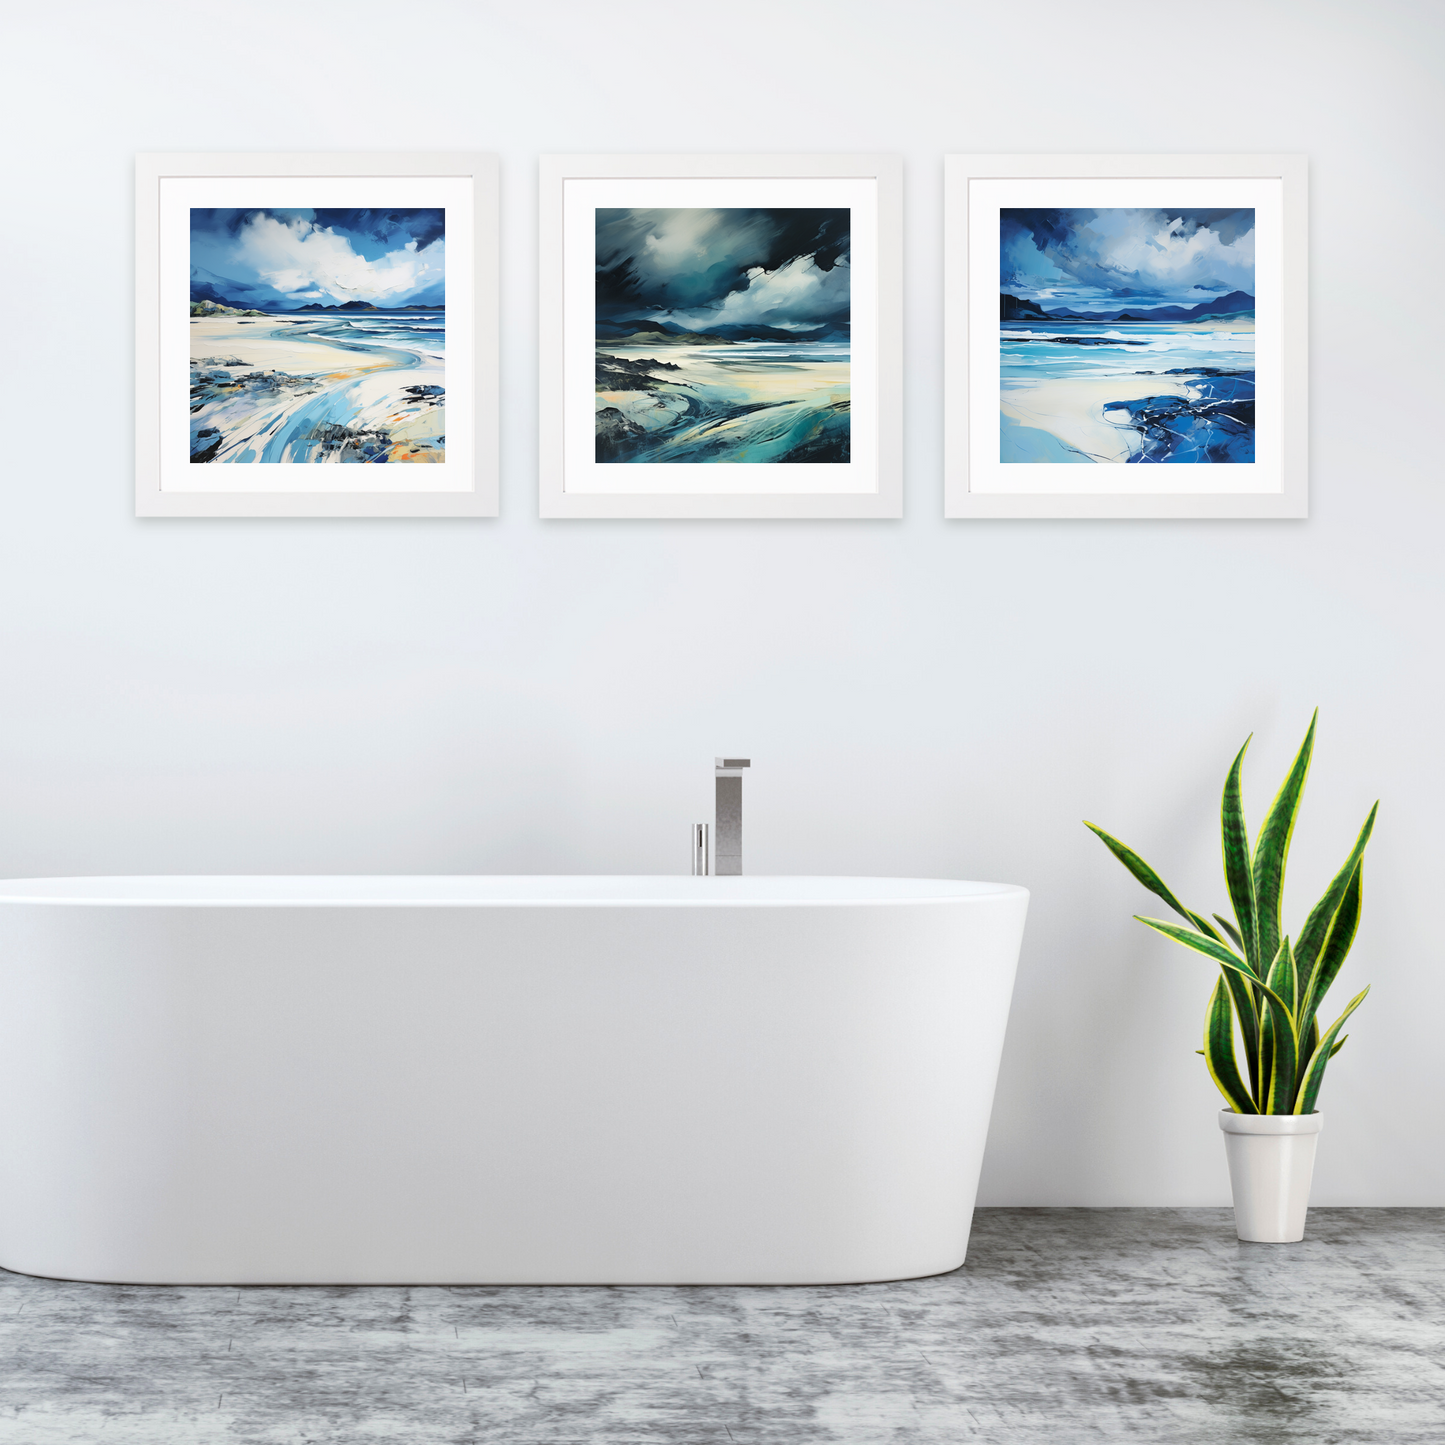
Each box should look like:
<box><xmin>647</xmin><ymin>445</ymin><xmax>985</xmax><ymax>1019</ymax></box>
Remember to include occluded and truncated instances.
<box><xmin>539</xmin><ymin>154</ymin><xmax>902</xmax><ymax>519</ymax></box>
<box><xmin>944</xmin><ymin>154</ymin><xmax>1307</xmax><ymax>519</ymax></box>
<box><xmin>136</xmin><ymin>152</ymin><xmax>499</xmax><ymax>517</ymax></box>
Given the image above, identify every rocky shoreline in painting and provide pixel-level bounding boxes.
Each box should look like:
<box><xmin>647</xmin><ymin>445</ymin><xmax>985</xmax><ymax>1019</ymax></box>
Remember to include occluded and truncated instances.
<box><xmin>999</xmin><ymin>208</ymin><xmax>1257</xmax><ymax>465</ymax></box>
<box><xmin>1102</xmin><ymin>368</ymin><xmax>1254</xmax><ymax>464</ymax></box>
<box><xmin>188</xmin><ymin>319</ymin><xmax>446</xmax><ymax>464</ymax></box>
<box><xmin>190</xmin><ymin>344</ymin><xmax>444</xmax><ymax>464</ymax></box>
<box><xmin>593</xmin><ymin>331</ymin><xmax>850</xmax><ymax>465</ymax></box>
<box><xmin>595</xmin><ymin>208</ymin><xmax>852</xmax><ymax>465</ymax></box>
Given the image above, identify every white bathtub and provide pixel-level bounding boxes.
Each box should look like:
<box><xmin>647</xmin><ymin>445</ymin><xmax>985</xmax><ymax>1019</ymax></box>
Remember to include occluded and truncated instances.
<box><xmin>0</xmin><ymin>875</ymin><xmax>1028</xmax><ymax>1286</ymax></box>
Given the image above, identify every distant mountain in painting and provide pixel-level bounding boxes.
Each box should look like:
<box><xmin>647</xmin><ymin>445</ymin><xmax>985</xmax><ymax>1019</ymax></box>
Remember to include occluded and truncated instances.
<box><xmin>1000</xmin><ymin>289</ymin><xmax>1255</xmax><ymax>324</ymax></box>
<box><xmin>999</xmin><ymin>207</ymin><xmax>1257</xmax><ymax>464</ymax></box>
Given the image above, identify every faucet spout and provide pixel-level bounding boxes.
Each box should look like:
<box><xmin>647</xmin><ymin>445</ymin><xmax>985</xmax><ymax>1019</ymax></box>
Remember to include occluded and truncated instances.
<box><xmin>714</xmin><ymin>758</ymin><xmax>750</xmax><ymax>876</ymax></box>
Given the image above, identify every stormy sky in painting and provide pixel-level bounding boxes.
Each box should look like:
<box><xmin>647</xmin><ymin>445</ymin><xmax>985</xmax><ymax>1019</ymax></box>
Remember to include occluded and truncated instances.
<box><xmin>190</xmin><ymin>209</ymin><xmax>446</xmax><ymax>311</ymax></box>
<box><xmin>593</xmin><ymin>206</ymin><xmax>852</xmax><ymax>464</ymax></box>
<box><xmin>596</xmin><ymin>208</ymin><xmax>850</xmax><ymax>335</ymax></box>
<box><xmin>1001</xmin><ymin>208</ymin><xmax>1254</xmax><ymax>317</ymax></box>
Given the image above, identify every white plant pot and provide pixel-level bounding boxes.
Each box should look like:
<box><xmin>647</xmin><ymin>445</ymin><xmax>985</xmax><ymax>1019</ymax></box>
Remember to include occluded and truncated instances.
<box><xmin>1219</xmin><ymin>1110</ymin><xmax>1323</xmax><ymax>1242</ymax></box>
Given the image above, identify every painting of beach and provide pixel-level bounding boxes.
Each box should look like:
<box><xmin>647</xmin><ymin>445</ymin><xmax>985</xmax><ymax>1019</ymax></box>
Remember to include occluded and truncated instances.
<box><xmin>999</xmin><ymin>208</ymin><xmax>1255</xmax><ymax>464</ymax></box>
<box><xmin>594</xmin><ymin>207</ymin><xmax>851</xmax><ymax>464</ymax></box>
<box><xmin>188</xmin><ymin>208</ymin><xmax>446</xmax><ymax>464</ymax></box>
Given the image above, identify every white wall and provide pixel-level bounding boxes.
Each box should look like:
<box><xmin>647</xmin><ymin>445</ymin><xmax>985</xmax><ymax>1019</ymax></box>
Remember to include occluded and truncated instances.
<box><xmin>2</xmin><ymin>0</ymin><xmax>1440</xmax><ymax>1205</ymax></box>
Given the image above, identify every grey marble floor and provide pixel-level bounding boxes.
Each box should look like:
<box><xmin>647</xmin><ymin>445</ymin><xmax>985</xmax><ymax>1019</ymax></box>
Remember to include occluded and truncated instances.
<box><xmin>0</xmin><ymin>1209</ymin><xmax>1440</xmax><ymax>1444</ymax></box>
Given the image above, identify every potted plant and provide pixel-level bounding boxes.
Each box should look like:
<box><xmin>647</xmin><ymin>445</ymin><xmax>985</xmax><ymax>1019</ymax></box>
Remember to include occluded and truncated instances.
<box><xmin>1086</xmin><ymin>712</ymin><xmax>1376</xmax><ymax>1242</ymax></box>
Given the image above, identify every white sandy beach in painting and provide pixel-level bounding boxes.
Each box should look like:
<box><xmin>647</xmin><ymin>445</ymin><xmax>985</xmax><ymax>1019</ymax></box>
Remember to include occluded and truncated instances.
<box><xmin>192</xmin><ymin>316</ymin><xmax>376</xmax><ymax>376</ymax></box>
<box><xmin>189</xmin><ymin>316</ymin><xmax>445</xmax><ymax>465</ymax></box>
<box><xmin>1002</xmin><ymin>374</ymin><xmax>1178</xmax><ymax>464</ymax></box>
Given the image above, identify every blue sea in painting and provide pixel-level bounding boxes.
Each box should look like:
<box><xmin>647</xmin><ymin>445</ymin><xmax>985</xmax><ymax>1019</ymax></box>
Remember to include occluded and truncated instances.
<box><xmin>595</xmin><ymin>208</ymin><xmax>851</xmax><ymax>464</ymax></box>
<box><xmin>1000</xmin><ymin>208</ymin><xmax>1255</xmax><ymax>464</ymax></box>
<box><xmin>1001</xmin><ymin>320</ymin><xmax>1255</xmax><ymax>464</ymax></box>
<box><xmin>187</xmin><ymin>208</ymin><xmax>446</xmax><ymax>464</ymax></box>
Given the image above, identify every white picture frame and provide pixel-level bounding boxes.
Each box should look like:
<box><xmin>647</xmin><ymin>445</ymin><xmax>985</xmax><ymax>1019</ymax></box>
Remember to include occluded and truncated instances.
<box><xmin>135</xmin><ymin>152</ymin><xmax>499</xmax><ymax>518</ymax></box>
<box><xmin>944</xmin><ymin>154</ymin><xmax>1308</xmax><ymax>519</ymax></box>
<box><xmin>539</xmin><ymin>153</ymin><xmax>903</xmax><ymax>519</ymax></box>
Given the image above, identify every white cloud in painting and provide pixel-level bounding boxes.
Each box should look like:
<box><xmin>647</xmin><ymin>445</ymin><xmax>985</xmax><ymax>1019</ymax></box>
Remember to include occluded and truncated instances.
<box><xmin>233</xmin><ymin>214</ymin><xmax>445</xmax><ymax>303</ymax></box>
<box><xmin>1091</xmin><ymin>211</ymin><xmax>1255</xmax><ymax>293</ymax></box>
<box><xmin>662</xmin><ymin>253</ymin><xmax>851</xmax><ymax>331</ymax></box>
<box><xmin>708</xmin><ymin>254</ymin><xmax>851</xmax><ymax>328</ymax></box>
<box><xmin>1003</xmin><ymin>207</ymin><xmax>1256</xmax><ymax>306</ymax></box>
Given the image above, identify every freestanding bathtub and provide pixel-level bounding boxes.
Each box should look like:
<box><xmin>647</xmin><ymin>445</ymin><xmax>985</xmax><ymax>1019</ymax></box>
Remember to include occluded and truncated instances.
<box><xmin>0</xmin><ymin>875</ymin><xmax>1028</xmax><ymax>1286</ymax></box>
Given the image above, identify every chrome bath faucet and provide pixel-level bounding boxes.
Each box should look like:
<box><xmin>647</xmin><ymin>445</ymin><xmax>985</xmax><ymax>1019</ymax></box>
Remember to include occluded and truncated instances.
<box><xmin>714</xmin><ymin>758</ymin><xmax>750</xmax><ymax>876</ymax></box>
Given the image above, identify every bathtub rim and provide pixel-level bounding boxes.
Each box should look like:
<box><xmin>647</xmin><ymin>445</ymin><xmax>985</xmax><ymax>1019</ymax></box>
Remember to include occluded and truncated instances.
<box><xmin>0</xmin><ymin>874</ymin><xmax>1029</xmax><ymax>909</ymax></box>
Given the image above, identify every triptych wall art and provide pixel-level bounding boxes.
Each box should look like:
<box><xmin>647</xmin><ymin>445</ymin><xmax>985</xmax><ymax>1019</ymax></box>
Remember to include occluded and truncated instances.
<box><xmin>135</xmin><ymin>151</ymin><xmax>1306</xmax><ymax>520</ymax></box>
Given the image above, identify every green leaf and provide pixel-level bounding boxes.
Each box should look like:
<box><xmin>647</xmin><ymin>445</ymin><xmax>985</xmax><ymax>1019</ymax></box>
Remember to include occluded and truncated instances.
<box><xmin>1259</xmin><ymin>1008</ymin><xmax>1275</xmax><ymax>1110</ymax></box>
<box><xmin>1297</xmin><ymin>807</ymin><xmax>1376</xmax><ymax>972</ymax></box>
<box><xmin>1298</xmin><ymin>864</ymin><xmax>1363</xmax><ymax>1073</ymax></box>
<box><xmin>1221</xmin><ymin>736</ymin><xmax>1259</xmax><ymax>971</ymax></box>
<box><xmin>1299</xmin><ymin>842</ymin><xmax>1371</xmax><ymax>1040</ymax></box>
<box><xmin>1133</xmin><ymin>916</ymin><xmax>1259</xmax><ymax>980</ymax></box>
<box><xmin>1260</xmin><ymin>1003</ymin><xmax>1299</xmax><ymax>1114</ymax></box>
<box><xmin>1252</xmin><ymin>711</ymin><xmax>1318</xmax><ymax>974</ymax></box>
<box><xmin>1187</xmin><ymin>910</ymin><xmax>1228</xmax><ymax>945</ymax></box>
<box><xmin>1213</xmin><ymin>914</ymin><xmax>1244</xmax><ymax>951</ymax></box>
<box><xmin>1085</xmin><ymin>822</ymin><xmax>1199</xmax><ymax>927</ymax></box>
<box><xmin>1328</xmin><ymin>1034</ymin><xmax>1348</xmax><ymax>1058</ymax></box>
<box><xmin>1204</xmin><ymin>975</ymin><xmax>1257</xmax><ymax>1113</ymax></box>
<box><xmin>1261</xmin><ymin>939</ymin><xmax>1300</xmax><ymax>1111</ymax></box>
<box><xmin>1265</xmin><ymin>937</ymin><xmax>1300</xmax><ymax>1018</ymax></box>
<box><xmin>1257</xmin><ymin>939</ymin><xmax>1288</xmax><ymax>1102</ymax></box>
<box><xmin>1217</xmin><ymin>960</ymin><xmax>1262</xmax><ymax>1105</ymax></box>
<box><xmin>1295</xmin><ymin>987</ymin><xmax>1370</xmax><ymax>1114</ymax></box>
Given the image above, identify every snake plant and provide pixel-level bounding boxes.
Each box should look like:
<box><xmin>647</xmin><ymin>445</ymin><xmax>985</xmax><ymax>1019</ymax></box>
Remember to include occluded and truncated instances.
<box><xmin>1085</xmin><ymin>712</ymin><xmax>1376</xmax><ymax>1114</ymax></box>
